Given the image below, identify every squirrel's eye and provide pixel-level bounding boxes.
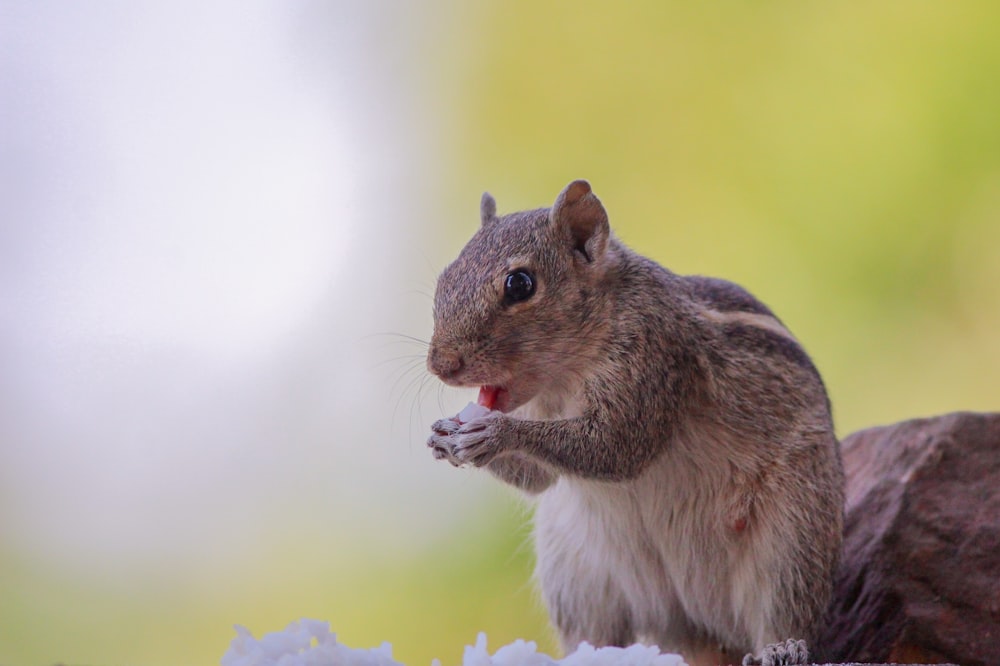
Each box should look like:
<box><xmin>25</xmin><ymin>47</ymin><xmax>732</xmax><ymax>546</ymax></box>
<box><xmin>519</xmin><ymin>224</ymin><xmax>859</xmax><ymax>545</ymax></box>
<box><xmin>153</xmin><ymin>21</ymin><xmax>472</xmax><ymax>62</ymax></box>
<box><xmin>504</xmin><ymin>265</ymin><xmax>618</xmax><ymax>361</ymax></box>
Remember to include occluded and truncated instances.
<box><xmin>503</xmin><ymin>270</ymin><xmax>536</xmax><ymax>304</ymax></box>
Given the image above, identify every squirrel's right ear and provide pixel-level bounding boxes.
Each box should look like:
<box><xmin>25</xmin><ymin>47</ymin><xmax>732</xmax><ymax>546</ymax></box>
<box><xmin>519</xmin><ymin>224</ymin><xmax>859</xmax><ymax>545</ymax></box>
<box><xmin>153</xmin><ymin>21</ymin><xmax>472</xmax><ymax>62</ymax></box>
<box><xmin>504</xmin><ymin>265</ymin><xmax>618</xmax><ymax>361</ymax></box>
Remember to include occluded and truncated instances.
<box><xmin>480</xmin><ymin>192</ymin><xmax>497</xmax><ymax>227</ymax></box>
<box><xmin>550</xmin><ymin>180</ymin><xmax>609</xmax><ymax>264</ymax></box>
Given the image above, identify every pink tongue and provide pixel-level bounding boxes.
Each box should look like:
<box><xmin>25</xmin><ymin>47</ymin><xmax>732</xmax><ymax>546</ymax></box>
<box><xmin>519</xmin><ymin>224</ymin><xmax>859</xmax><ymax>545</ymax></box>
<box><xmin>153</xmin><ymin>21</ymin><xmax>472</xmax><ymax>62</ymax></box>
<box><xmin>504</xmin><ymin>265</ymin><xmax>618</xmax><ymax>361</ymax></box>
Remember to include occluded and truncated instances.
<box><xmin>477</xmin><ymin>386</ymin><xmax>500</xmax><ymax>410</ymax></box>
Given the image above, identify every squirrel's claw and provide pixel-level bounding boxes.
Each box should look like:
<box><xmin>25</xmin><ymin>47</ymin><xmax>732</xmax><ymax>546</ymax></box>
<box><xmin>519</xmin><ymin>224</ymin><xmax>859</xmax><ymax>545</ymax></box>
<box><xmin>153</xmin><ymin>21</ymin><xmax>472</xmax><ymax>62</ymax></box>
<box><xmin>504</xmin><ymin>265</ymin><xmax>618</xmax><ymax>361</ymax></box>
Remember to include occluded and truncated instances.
<box><xmin>742</xmin><ymin>639</ymin><xmax>809</xmax><ymax>666</ymax></box>
<box><xmin>431</xmin><ymin>418</ymin><xmax>461</xmax><ymax>435</ymax></box>
<box><xmin>451</xmin><ymin>413</ymin><xmax>501</xmax><ymax>466</ymax></box>
<box><xmin>427</xmin><ymin>423</ymin><xmax>463</xmax><ymax>467</ymax></box>
<box><xmin>427</xmin><ymin>433</ymin><xmax>462</xmax><ymax>467</ymax></box>
<box><xmin>426</xmin><ymin>412</ymin><xmax>503</xmax><ymax>468</ymax></box>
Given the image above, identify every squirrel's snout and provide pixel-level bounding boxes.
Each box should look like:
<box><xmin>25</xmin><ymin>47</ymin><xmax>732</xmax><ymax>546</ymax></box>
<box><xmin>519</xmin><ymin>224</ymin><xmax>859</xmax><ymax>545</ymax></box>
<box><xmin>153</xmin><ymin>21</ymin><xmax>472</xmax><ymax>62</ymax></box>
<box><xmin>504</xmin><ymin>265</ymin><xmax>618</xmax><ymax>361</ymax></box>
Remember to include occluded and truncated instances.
<box><xmin>427</xmin><ymin>345</ymin><xmax>464</xmax><ymax>381</ymax></box>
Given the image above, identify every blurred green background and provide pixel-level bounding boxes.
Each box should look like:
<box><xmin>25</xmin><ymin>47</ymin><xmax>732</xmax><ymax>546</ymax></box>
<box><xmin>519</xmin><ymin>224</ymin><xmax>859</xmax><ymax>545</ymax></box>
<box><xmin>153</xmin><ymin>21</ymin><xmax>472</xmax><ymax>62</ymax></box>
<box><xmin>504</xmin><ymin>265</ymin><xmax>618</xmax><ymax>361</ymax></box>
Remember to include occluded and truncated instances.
<box><xmin>2</xmin><ymin>2</ymin><xmax>999</xmax><ymax>665</ymax></box>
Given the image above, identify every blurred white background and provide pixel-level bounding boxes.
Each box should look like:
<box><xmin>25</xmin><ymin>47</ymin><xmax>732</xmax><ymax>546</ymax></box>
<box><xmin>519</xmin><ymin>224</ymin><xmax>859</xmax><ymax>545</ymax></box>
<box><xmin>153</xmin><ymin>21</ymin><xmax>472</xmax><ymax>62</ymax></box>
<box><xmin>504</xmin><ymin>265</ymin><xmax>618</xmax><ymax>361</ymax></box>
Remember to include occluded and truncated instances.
<box><xmin>1</xmin><ymin>0</ymin><xmax>482</xmax><ymax>587</ymax></box>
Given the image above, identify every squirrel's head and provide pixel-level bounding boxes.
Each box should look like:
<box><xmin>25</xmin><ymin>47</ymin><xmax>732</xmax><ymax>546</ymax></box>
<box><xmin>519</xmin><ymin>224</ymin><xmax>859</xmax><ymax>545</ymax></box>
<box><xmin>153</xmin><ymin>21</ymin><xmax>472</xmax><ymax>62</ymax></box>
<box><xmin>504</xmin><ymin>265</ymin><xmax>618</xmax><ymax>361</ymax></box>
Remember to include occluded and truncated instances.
<box><xmin>427</xmin><ymin>180</ymin><xmax>616</xmax><ymax>413</ymax></box>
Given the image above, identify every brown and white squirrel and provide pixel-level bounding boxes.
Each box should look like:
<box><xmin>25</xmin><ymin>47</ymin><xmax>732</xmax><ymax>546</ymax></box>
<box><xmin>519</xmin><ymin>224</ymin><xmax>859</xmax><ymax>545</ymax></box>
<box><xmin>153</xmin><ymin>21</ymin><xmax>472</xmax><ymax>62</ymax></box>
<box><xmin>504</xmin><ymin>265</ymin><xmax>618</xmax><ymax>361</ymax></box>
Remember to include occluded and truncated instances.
<box><xmin>426</xmin><ymin>180</ymin><xmax>844</xmax><ymax>666</ymax></box>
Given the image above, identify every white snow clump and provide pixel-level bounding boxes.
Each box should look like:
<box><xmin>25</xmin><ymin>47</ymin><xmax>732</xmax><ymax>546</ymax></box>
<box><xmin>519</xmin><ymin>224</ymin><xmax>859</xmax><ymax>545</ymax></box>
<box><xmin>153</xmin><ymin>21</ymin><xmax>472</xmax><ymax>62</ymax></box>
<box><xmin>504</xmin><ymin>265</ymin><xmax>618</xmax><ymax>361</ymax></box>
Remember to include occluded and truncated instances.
<box><xmin>221</xmin><ymin>620</ymin><xmax>687</xmax><ymax>666</ymax></box>
<box><xmin>454</xmin><ymin>632</ymin><xmax>685</xmax><ymax>666</ymax></box>
<box><xmin>221</xmin><ymin>619</ymin><xmax>400</xmax><ymax>666</ymax></box>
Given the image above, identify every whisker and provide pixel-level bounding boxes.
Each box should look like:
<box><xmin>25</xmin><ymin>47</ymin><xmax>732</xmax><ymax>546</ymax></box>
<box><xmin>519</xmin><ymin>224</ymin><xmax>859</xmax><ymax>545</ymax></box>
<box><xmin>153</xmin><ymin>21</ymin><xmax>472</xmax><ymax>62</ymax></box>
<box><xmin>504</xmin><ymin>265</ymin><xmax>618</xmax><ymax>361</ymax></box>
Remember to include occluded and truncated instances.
<box><xmin>363</xmin><ymin>331</ymin><xmax>431</xmax><ymax>348</ymax></box>
<box><xmin>412</xmin><ymin>372</ymin><xmax>438</xmax><ymax>437</ymax></box>
<box><xmin>388</xmin><ymin>360</ymin><xmax>428</xmax><ymax>406</ymax></box>
<box><xmin>435</xmin><ymin>381</ymin><xmax>450</xmax><ymax>416</ymax></box>
<box><xmin>401</xmin><ymin>288</ymin><xmax>434</xmax><ymax>301</ymax></box>
<box><xmin>388</xmin><ymin>364</ymin><xmax>426</xmax><ymax>429</ymax></box>
<box><xmin>373</xmin><ymin>353</ymin><xmax>427</xmax><ymax>373</ymax></box>
<box><xmin>398</xmin><ymin>367</ymin><xmax>434</xmax><ymax>446</ymax></box>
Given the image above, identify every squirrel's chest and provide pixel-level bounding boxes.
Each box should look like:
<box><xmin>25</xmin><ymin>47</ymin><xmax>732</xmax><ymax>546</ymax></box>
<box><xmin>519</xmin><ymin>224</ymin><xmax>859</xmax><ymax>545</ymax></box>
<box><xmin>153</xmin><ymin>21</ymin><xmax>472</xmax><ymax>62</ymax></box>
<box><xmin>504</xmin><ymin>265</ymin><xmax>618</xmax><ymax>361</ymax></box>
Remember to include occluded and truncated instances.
<box><xmin>532</xmin><ymin>454</ymin><xmax>747</xmax><ymax>631</ymax></box>
<box><xmin>534</xmin><ymin>464</ymin><xmax>714</xmax><ymax>571</ymax></box>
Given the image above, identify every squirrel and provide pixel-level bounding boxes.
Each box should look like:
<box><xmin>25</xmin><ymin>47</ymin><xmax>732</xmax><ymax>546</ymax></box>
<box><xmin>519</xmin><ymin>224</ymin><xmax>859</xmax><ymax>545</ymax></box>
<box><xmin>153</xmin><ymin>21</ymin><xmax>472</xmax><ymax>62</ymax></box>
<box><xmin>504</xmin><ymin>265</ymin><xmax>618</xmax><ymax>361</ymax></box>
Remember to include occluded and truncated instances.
<box><xmin>426</xmin><ymin>180</ymin><xmax>845</xmax><ymax>666</ymax></box>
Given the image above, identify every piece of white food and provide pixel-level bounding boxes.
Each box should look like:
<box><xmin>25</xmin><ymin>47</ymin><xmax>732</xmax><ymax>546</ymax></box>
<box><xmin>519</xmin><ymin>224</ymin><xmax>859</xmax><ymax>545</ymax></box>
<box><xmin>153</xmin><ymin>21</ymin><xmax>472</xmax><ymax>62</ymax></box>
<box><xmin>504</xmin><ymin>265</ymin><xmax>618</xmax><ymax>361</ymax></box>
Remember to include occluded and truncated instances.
<box><xmin>457</xmin><ymin>401</ymin><xmax>491</xmax><ymax>424</ymax></box>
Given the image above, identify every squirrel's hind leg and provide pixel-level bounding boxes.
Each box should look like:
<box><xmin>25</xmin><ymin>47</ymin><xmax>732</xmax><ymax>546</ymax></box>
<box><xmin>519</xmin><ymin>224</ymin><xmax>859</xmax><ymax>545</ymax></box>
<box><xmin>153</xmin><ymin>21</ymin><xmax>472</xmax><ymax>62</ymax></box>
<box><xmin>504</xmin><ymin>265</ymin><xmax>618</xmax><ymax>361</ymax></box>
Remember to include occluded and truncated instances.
<box><xmin>742</xmin><ymin>638</ymin><xmax>809</xmax><ymax>666</ymax></box>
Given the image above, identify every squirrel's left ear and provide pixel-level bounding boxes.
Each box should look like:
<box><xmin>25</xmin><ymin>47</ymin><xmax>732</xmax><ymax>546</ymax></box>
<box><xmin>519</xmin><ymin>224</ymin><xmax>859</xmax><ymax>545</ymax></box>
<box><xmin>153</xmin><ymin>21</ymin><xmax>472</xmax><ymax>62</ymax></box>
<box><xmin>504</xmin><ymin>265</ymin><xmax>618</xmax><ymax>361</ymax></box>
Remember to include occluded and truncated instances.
<box><xmin>480</xmin><ymin>192</ymin><xmax>497</xmax><ymax>227</ymax></box>
<box><xmin>550</xmin><ymin>180</ymin><xmax>609</xmax><ymax>263</ymax></box>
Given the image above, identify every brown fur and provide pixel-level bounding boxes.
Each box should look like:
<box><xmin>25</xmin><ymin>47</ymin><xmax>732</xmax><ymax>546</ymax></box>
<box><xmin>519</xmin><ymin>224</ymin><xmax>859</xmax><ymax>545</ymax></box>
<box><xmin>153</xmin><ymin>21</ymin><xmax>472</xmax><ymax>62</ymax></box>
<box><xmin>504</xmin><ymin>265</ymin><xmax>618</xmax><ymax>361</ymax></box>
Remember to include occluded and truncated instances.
<box><xmin>426</xmin><ymin>180</ymin><xmax>844</xmax><ymax>666</ymax></box>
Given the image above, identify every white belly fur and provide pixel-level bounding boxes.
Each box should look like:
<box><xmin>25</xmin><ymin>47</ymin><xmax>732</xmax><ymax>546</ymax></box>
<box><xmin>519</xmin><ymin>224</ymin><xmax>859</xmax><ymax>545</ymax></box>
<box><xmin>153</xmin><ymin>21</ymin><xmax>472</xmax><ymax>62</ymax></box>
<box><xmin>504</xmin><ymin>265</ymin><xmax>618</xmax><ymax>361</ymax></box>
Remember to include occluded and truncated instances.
<box><xmin>532</xmin><ymin>435</ymin><xmax>778</xmax><ymax>654</ymax></box>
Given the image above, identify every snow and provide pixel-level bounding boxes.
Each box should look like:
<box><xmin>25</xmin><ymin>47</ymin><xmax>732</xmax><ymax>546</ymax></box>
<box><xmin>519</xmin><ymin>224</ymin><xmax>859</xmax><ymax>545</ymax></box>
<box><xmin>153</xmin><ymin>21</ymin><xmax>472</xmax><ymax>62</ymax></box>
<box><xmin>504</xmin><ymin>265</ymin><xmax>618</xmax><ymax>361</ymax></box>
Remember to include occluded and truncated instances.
<box><xmin>221</xmin><ymin>620</ymin><xmax>400</xmax><ymax>666</ymax></box>
<box><xmin>220</xmin><ymin>620</ymin><xmax>687</xmax><ymax>666</ymax></box>
<box><xmin>454</xmin><ymin>633</ymin><xmax>685</xmax><ymax>666</ymax></box>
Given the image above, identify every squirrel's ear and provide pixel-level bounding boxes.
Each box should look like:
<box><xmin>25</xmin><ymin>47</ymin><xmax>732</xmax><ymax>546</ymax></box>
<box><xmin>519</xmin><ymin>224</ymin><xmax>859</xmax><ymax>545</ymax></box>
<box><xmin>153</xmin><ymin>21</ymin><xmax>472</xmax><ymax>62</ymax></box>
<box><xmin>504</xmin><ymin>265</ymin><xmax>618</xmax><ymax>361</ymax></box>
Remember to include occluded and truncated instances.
<box><xmin>550</xmin><ymin>180</ymin><xmax>609</xmax><ymax>263</ymax></box>
<box><xmin>480</xmin><ymin>192</ymin><xmax>497</xmax><ymax>227</ymax></box>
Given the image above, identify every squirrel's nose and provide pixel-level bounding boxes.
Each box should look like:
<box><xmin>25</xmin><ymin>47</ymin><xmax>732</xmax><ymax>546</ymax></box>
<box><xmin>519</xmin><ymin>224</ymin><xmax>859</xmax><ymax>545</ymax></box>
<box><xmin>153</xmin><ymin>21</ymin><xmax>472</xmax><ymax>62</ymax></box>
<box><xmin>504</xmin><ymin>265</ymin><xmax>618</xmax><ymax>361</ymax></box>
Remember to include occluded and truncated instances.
<box><xmin>428</xmin><ymin>346</ymin><xmax>464</xmax><ymax>380</ymax></box>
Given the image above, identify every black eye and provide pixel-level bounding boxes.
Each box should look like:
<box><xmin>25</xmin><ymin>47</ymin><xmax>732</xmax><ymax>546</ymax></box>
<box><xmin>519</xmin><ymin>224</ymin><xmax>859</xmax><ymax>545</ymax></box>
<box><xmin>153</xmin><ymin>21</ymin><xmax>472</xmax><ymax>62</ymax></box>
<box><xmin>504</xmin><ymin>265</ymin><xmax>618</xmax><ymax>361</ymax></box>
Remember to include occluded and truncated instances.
<box><xmin>503</xmin><ymin>270</ymin><xmax>536</xmax><ymax>304</ymax></box>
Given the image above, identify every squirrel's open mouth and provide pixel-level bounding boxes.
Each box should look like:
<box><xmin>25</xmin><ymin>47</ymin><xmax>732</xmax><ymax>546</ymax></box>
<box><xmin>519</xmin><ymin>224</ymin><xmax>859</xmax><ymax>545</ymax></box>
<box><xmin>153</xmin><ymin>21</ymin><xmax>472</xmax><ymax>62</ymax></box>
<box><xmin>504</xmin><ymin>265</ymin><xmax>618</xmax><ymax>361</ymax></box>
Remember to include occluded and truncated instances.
<box><xmin>477</xmin><ymin>385</ymin><xmax>510</xmax><ymax>413</ymax></box>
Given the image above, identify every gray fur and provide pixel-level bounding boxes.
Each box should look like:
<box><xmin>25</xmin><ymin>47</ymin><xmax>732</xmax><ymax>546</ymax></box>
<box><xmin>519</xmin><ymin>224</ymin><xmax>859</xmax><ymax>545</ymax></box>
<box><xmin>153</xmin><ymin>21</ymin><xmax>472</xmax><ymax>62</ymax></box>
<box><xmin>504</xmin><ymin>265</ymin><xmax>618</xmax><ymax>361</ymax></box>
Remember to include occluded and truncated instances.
<box><xmin>480</xmin><ymin>191</ymin><xmax>497</xmax><ymax>226</ymax></box>
<box><xmin>426</xmin><ymin>180</ymin><xmax>844</xmax><ymax>666</ymax></box>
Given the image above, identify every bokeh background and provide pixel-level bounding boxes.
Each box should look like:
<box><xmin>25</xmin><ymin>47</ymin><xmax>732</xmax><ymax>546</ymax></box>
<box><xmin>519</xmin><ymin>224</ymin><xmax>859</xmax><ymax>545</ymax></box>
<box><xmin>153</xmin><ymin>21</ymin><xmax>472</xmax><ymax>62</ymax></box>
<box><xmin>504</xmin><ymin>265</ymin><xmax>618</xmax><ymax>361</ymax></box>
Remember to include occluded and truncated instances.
<box><xmin>2</xmin><ymin>2</ymin><xmax>999</xmax><ymax>664</ymax></box>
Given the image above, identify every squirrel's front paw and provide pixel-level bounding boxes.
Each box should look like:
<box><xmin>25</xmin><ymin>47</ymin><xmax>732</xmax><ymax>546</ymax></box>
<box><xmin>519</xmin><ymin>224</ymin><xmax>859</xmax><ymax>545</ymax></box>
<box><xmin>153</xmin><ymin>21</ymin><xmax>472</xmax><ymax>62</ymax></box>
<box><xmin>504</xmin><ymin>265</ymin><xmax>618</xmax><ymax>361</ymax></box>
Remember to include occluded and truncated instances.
<box><xmin>452</xmin><ymin>412</ymin><xmax>503</xmax><ymax>466</ymax></box>
<box><xmin>427</xmin><ymin>418</ymin><xmax>462</xmax><ymax>465</ymax></box>
<box><xmin>427</xmin><ymin>413</ymin><xmax>503</xmax><ymax>467</ymax></box>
